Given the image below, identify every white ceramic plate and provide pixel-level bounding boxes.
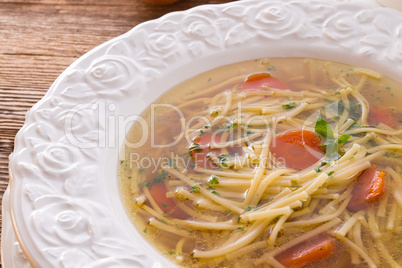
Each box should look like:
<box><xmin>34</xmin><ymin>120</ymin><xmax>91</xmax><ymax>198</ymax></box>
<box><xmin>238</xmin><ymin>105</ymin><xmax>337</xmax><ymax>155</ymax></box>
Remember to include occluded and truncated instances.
<box><xmin>6</xmin><ymin>0</ymin><xmax>402</xmax><ymax>267</ymax></box>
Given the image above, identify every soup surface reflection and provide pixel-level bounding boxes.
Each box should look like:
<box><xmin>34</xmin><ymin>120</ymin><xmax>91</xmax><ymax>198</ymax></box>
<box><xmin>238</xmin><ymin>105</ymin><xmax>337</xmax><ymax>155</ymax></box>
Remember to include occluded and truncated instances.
<box><xmin>120</xmin><ymin>58</ymin><xmax>402</xmax><ymax>267</ymax></box>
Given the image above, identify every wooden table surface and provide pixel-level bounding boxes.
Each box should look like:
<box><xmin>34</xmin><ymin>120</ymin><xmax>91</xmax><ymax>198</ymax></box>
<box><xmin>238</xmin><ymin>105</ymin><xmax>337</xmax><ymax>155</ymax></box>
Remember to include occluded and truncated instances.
<box><xmin>0</xmin><ymin>0</ymin><xmax>234</xmax><ymax>249</ymax></box>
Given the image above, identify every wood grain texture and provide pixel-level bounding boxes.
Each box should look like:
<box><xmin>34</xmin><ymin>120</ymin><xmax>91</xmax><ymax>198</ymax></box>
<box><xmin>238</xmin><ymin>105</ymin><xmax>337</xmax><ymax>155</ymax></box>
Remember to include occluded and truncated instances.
<box><xmin>0</xmin><ymin>0</ymin><xmax>233</xmax><ymax>261</ymax></box>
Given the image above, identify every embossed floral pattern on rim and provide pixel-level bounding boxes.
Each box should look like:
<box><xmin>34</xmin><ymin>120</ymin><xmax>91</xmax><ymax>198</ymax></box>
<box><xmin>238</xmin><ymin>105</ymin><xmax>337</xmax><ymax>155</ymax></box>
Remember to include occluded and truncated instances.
<box><xmin>8</xmin><ymin>0</ymin><xmax>402</xmax><ymax>267</ymax></box>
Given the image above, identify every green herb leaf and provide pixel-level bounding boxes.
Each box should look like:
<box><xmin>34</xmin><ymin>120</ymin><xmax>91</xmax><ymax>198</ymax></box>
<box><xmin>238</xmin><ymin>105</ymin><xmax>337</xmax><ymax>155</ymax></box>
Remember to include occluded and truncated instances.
<box><xmin>315</xmin><ymin>117</ymin><xmax>334</xmax><ymax>140</ymax></box>
<box><xmin>282</xmin><ymin>102</ymin><xmax>296</xmax><ymax>110</ymax></box>
<box><xmin>237</xmin><ymin>226</ymin><xmax>245</xmax><ymax>231</ymax></box>
<box><xmin>189</xmin><ymin>142</ymin><xmax>203</xmax><ymax>153</ymax></box>
<box><xmin>191</xmin><ymin>184</ymin><xmax>200</xmax><ymax>192</ymax></box>
<box><xmin>210</xmin><ymin>176</ymin><xmax>219</xmax><ymax>185</ymax></box>
<box><xmin>337</xmin><ymin>134</ymin><xmax>351</xmax><ymax>144</ymax></box>
<box><xmin>211</xmin><ymin>190</ymin><xmax>220</xmax><ymax>196</ymax></box>
<box><xmin>153</xmin><ymin>170</ymin><xmax>169</xmax><ymax>184</ymax></box>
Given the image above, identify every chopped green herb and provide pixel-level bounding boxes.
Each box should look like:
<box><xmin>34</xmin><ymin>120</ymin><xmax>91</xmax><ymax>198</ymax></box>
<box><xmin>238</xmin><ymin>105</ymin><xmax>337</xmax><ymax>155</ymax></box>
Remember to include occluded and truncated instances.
<box><xmin>210</xmin><ymin>176</ymin><xmax>219</xmax><ymax>185</ymax></box>
<box><xmin>160</xmin><ymin>202</ymin><xmax>167</xmax><ymax>208</ymax></box>
<box><xmin>237</xmin><ymin>226</ymin><xmax>245</xmax><ymax>231</ymax></box>
<box><xmin>282</xmin><ymin>102</ymin><xmax>296</xmax><ymax>110</ymax></box>
<box><xmin>189</xmin><ymin>143</ymin><xmax>203</xmax><ymax>153</ymax></box>
<box><xmin>138</xmin><ymin>181</ymin><xmax>150</xmax><ymax>188</ymax></box>
<box><xmin>368</xmin><ymin>139</ymin><xmax>376</xmax><ymax>147</ymax></box>
<box><xmin>191</xmin><ymin>184</ymin><xmax>200</xmax><ymax>192</ymax></box>
<box><xmin>143</xmin><ymin>227</ymin><xmax>147</xmax><ymax>233</ymax></box>
<box><xmin>218</xmin><ymin>154</ymin><xmax>230</xmax><ymax>167</ymax></box>
<box><xmin>211</xmin><ymin>190</ymin><xmax>220</xmax><ymax>196</ymax></box>
<box><xmin>153</xmin><ymin>170</ymin><xmax>169</xmax><ymax>184</ymax></box>
<box><xmin>337</xmin><ymin>134</ymin><xmax>351</xmax><ymax>144</ymax></box>
<box><xmin>315</xmin><ymin>117</ymin><xmax>334</xmax><ymax>140</ymax></box>
<box><xmin>245</xmin><ymin>206</ymin><xmax>253</xmax><ymax>211</ymax></box>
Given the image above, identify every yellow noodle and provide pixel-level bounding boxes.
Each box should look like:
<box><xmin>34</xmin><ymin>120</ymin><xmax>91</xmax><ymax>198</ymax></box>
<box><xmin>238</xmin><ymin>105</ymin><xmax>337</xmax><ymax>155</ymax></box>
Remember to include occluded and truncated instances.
<box><xmin>164</xmin><ymin>166</ymin><xmax>244</xmax><ymax>214</ymax></box>
<box><xmin>267</xmin><ymin>218</ymin><xmax>342</xmax><ymax>257</ymax></box>
<box><xmin>350</xmin><ymin>90</ymin><xmax>369</xmax><ymax>125</ymax></box>
<box><xmin>182</xmin><ymin>219</ymin><xmax>240</xmax><ymax>231</ymax></box>
<box><xmin>367</xmin><ymin>207</ymin><xmax>382</xmax><ymax>238</ymax></box>
<box><xmin>149</xmin><ymin>218</ymin><xmax>190</xmax><ymax>237</ymax></box>
<box><xmin>346</xmin><ymin>127</ymin><xmax>402</xmax><ymax>136</ymax></box>
<box><xmin>210</xmin><ymin>132</ymin><xmax>263</xmax><ymax>149</ymax></box>
<box><xmin>194</xmin><ymin>166</ymin><xmax>254</xmax><ymax>179</ymax></box>
<box><xmin>375</xmin><ymin>238</ymin><xmax>401</xmax><ymax>268</ymax></box>
<box><xmin>354</xmin><ymin>68</ymin><xmax>382</xmax><ymax>79</ymax></box>
<box><xmin>352</xmin><ymin>222</ymin><xmax>365</xmax><ymax>250</ymax></box>
<box><xmin>175</xmin><ymin>237</ymin><xmax>187</xmax><ymax>263</ymax></box>
<box><xmin>244</xmin><ymin>132</ymin><xmax>272</xmax><ymax>206</ymax></box>
<box><xmin>354</xmin><ymin>74</ymin><xmax>368</xmax><ymax>91</ymax></box>
<box><xmin>386</xmin><ymin>200</ymin><xmax>398</xmax><ymax>231</ymax></box>
<box><xmin>225</xmin><ymin>240</ymin><xmax>267</xmax><ymax>261</ymax></box>
<box><xmin>241</xmin><ymin>206</ymin><xmax>293</xmax><ymax>222</ymax></box>
<box><xmin>250</xmin><ymin>169</ymin><xmax>290</xmax><ymax>206</ymax></box>
<box><xmin>193</xmin><ymin>219</ymin><xmax>270</xmax><ymax>258</ymax></box>
<box><xmin>328</xmin><ymin>160</ymin><xmax>371</xmax><ymax>185</ymax></box>
<box><xmin>285</xmin><ymin>196</ymin><xmax>351</xmax><ymax>227</ymax></box>
<box><xmin>267</xmin><ymin>210</ymin><xmax>293</xmax><ymax>246</ymax></box>
<box><xmin>175</xmin><ymin>187</ymin><xmax>227</xmax><ymax>213</ymax></box>
<box><xmin>333</xmin><ymin>233</ymin><xmax>377</xmax><ymax>268</ymax></box>
<box><xmin>377</xmin><ymin>193</ymin><xmax>389</xmax><ymax>217</ymax></box>
<box><xmin>336</xmin><ymin>211</ymin><xmax>365</xmax><ymax>236</ymax></box>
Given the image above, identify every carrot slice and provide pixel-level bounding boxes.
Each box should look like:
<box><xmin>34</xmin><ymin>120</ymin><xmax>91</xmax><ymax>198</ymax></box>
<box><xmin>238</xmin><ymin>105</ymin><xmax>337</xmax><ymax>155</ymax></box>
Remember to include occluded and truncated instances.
<box><xmin>347</xmin><ymin>167</ymin><xmax>387</xmax><ymax>212</ymax></box>
<box><xmin>270</xmin><ymin>130</ymin><xmax>324</xmax><ymax>170</ymax></box>
<box><xmin>241</xmin><ymin>73</ymin><xmax>289</xmax><ymax>91</ymax></box>
<box><xmin>189</xmin><ymin>132</ymin><xmax>242</xmax><ymax>169</ymax></box>
<box><xmin>275</xmin><ymin>234</ymin><xmax>336</xmax><ymax>268</ymax></box>
<box><xmin>189</xmin><ymin>132</ymin><xmax>220</xmax><ymax>169</ymax></box>
<box><xmin>368</xmin><ymin>107</ymin><xmax>398</xmax><ymax>129</ymax></box>
<box><xmin>150</xmin><ymin>182</ymin><xmax>188</xmax><ymax>219</ymax></box>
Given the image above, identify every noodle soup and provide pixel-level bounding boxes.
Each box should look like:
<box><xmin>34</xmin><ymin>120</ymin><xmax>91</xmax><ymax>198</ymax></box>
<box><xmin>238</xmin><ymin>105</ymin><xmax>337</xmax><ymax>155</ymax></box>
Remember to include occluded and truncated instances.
<box><xmin>120</xmin><ymin>58</ymin><xmax>402</xmax><ymax>267</ymax></box>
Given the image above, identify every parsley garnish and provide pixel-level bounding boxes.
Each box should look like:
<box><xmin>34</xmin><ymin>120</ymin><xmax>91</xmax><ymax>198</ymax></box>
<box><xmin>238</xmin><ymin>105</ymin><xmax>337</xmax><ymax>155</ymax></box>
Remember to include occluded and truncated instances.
<box><xmin>189</xmin><ymin>142</ymin><xmax>203</xmax><ymax>153</ymax></box>
<box><xmin>282</xmin><ymin>102</ymin><xmax>296</xmax><ymax>110</ymax></box>
<box><xmin>211</xmin><ymin>190</ymin><xmax>220</xmax><ymax>196</ymax></box>
<box><xmin>210</xmin><ymin>176</ymin><xmax>219</xmax><ymax>184</ymax></box>
<box><xmin>191</xmin><ymin>184</ymin><xmax>200</xmax><ymax>192</ymax></box>
<box><xmin>315</xmin><ymin>117</ymin><xmax>351</xmax><ymax>161</ymax></box>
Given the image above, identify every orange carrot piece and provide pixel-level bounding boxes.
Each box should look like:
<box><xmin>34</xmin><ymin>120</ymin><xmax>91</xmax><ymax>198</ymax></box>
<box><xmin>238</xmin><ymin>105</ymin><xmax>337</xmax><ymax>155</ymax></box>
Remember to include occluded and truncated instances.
<box><xmin>150</xmin><ymin>182</ymin><xmax>188</xmax><ymax>219</ymax></box>
<box><xmin>270</xmin><ymin>130</ymin><xmax>324</xmax><ymax>170</ymax></box>
<box><xmin>275</xmin><ymin>234</ymin><xmax>336</xmax><ymax>268</ymax></box>
<box><xmin>347</xmin><ymin>167</ymin><xmax>387</xmax><ymax>212</ymax></box>
<box><xmin>368</xmin><ymin>107</ymin><xmax>398</xmax><ymax>129</ymax></box>
<box><xmin>241</xmin><ymin>73</ymin><xmax>289</xmax><ymax>91</ymax></box>
<box><xmin>189</xmin><ymin>132</ymin><xmax>220</xmax><ymax>169</ymax></box>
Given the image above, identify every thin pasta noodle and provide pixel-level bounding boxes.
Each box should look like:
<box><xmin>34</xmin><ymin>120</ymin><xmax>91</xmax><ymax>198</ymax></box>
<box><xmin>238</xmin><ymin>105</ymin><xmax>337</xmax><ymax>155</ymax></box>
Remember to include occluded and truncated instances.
<box><xmin>333</xmin><ymin>233</ymin><xmax>377</xmax><ymax>268</ymax></box>
<box><xmin>193</xmin><ymin>219</ymin><xmax>270</xmax><ymax>258</ymax></box>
